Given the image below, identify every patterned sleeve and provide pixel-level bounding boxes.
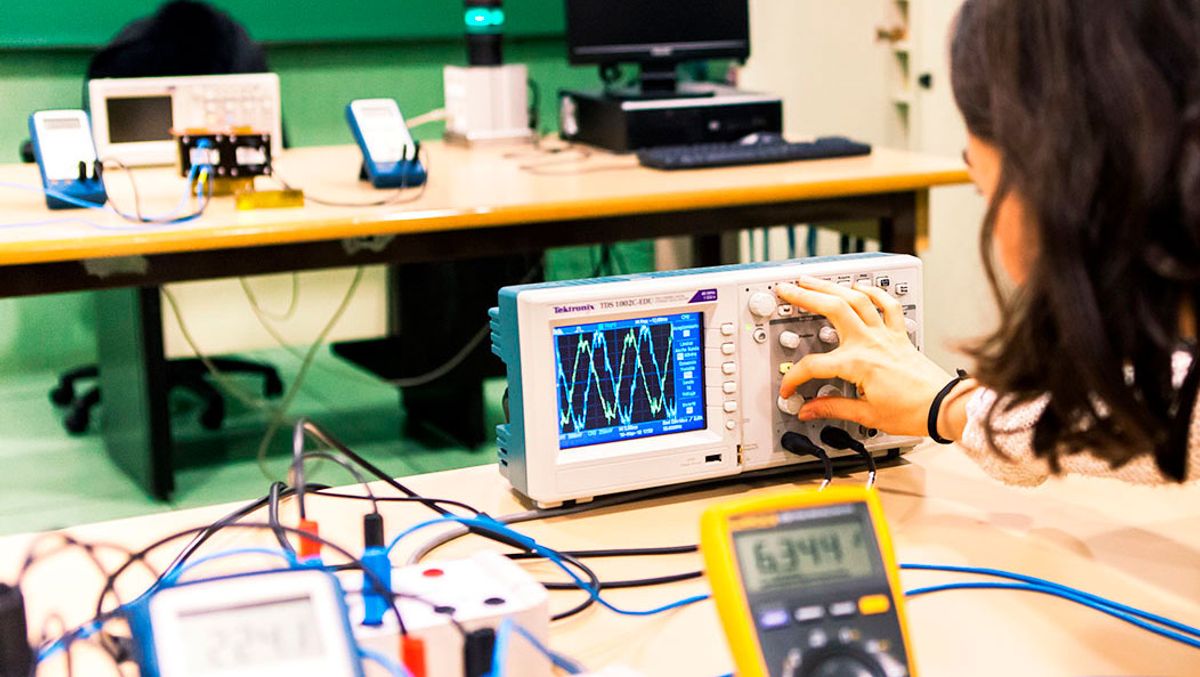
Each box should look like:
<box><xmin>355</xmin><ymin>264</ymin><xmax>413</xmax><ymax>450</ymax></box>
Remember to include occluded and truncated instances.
<box><xmin>957</xmin><ymin>386</ymin><xmax>1200</xmax><ymax>486</ymax></box>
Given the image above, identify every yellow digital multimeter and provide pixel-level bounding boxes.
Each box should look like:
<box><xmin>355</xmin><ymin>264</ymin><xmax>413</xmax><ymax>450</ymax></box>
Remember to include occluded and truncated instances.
<box><xmin>701</xmin><ymin>487</ymin><xmax>915</xmax><ymax>677</ymax></box>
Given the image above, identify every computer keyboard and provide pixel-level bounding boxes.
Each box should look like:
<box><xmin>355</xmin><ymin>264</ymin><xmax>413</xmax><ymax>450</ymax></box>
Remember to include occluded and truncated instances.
<box><xmin>636</xmin><ymin>135</ymin><xmax>872</xmax><ymax>170</ymax></box>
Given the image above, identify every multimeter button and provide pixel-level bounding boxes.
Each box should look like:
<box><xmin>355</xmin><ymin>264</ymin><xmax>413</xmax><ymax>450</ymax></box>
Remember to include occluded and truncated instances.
<box><xmin>807</xmin><ymin>628</ymin><xmax>829</xmax><ymax>648</ymax></box>
<box><xmin>723</xmin><ymin>401</ymin><xmax>738</xmax><ymax>413</ymax></box>
<box><xmin>829</xmin><ymin>601</ymin><xmax>857</xmax><ymax>617</ymax></box>
<box><xmin>748</xmin><ymin>291</ymin><xmax>777</xmax><ymax>318</ymax></box>
<box><xmin>722</xmin><ymin>362</ymin><xmax>737</xmax><ymax>375</ymax></box>
<box><xmin>866</xmin><ymin>639</ymin><xmax>891</xmax><ymax>654</ymax></box>
<box><xmin>721</xmin><ymin>322</ymin><xmax>736</xmax><ymax>336</ymax></box>
<box><xmin>838</xmin><ymin>627</ymin><xmax>863</xmax><ymax>643</ymax></box>
<box><xmin>758</xmin><ymin>607</ymin><xmax>790</xmax><ymax>630</ymax></box>
<box><xmin>723</xmin><ymin>381</ymin><xmax>737</xmax><ymax>394</ymax></box>
<box><xmin>778</xmin><ymin>331</ymin><xmax>801</xmax><ymax>350</ymax></box>
<box><xmin>858</xmin><ymin>594</ymin><xmax>891</xmax><ymax>616</ymax></box>
<box><xmin>721</xmin><ymin>342</ymin><xmax>736</xmax><ymax>355</ymax></box>
<box><xmin>794</xmin><ymin>605</ymin><xmax>825</xmax><ymax>622</ymax></box>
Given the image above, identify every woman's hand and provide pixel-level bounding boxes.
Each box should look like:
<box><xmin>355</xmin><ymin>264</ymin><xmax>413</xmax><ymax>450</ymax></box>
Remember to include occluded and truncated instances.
<box><xmin>776</xmin><ymin>276</ymin><xmax>970</xmax><ymax>439</ymax></box>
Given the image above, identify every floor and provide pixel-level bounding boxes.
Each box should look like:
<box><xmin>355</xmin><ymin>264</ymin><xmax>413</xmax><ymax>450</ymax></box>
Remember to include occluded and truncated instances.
<box><xmin>0</xmin><ymin>346</ymin><xmax>506</xmax><ymax>536</ymax></box>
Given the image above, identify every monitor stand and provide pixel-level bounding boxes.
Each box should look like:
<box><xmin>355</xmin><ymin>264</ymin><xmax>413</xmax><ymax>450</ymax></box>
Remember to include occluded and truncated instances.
<box><xmin>600</xmin><ymin>62</ymin><xmax>717</xmax><ymax>101</ymax></box>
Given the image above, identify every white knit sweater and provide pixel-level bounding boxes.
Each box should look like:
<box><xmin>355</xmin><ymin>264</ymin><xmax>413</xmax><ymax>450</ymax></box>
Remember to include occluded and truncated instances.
<box><xmin>959</xmin><ymin>354</ymin><xmax>1200</xmax><ymax>485</ymax></box>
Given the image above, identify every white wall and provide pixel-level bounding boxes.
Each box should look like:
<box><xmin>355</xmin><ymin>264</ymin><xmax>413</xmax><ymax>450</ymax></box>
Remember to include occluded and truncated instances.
<box><xmin>737</xmin><ymin>0</ymin><xmax>994</xmax><ymax>370</ymax></box>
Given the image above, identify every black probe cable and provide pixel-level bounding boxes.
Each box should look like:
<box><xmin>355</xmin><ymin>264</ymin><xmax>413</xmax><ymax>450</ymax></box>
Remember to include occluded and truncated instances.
<box><xmin>780</xmin><ymin>432</ymin><xmax>834</xmax><ymax>490</ymax></box>
<box><xmin>820</xmin><ymin>426</ymin><xmax>877</xmax><ymax>488</ymax></box>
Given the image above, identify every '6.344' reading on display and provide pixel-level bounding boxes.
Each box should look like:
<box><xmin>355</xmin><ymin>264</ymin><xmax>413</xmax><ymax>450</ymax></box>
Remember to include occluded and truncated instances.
<box><xmin>734</xmin><ymin>518</ymin><xmax>875</xmax><ymax>593</ymax></box>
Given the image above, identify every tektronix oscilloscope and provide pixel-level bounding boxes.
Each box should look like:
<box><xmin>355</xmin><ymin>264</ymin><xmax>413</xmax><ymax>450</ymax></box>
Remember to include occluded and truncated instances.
<box><xmin>490</xmin><ymin>253</ymin><xmax>924</xmax><ymax>507</ymax></box>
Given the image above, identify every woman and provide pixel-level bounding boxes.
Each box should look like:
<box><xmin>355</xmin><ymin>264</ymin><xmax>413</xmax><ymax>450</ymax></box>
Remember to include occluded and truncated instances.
<box><xmin>777</xmin><ymin>0</ymin><xmax>1200</xmax><ymax>485</ymax></box>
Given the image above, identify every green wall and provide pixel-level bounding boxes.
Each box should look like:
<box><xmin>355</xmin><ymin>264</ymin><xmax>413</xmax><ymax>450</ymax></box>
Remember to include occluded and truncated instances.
<box><xmin>0</xmin><ymin>37</ymin><xmax>604</xmax><ymax>375</ymax></box>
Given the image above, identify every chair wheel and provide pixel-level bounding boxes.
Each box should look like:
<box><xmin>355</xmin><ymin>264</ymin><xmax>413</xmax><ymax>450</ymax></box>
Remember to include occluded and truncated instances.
<box><xmin>64</xmin><ymin>408</ymin><xmax>90</xmax><ymax>435</ymax></box>
<box><xmin>50</xmin><ymin>384</ymin><xmax>74</xmax><ymax>406</ymax></box>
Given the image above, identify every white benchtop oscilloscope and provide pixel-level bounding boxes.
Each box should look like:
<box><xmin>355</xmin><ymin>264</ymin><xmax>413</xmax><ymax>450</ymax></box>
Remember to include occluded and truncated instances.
<box><xmin>490</xmin><ymin>253</ymin><xmax>925</xmax><ymax>508</ymax></box>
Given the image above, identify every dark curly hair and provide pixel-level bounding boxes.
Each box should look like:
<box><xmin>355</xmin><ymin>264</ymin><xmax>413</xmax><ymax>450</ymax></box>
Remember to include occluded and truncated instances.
<box><xmin>950</xmin><ymin>0</ymin><xmax>1200</xmax><ymax>480</ymax></box>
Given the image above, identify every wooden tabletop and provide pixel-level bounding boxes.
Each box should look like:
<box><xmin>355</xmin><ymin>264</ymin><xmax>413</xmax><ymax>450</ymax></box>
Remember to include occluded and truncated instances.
<box><xmin>3</xmin><ymin>444</ymin><xmax>1197</xmax><ymax>676</ymax></box>
<box><xmin>0</xmin><ymin>143</ymin><xmax>968</xmax><ymax>267</ymax></box>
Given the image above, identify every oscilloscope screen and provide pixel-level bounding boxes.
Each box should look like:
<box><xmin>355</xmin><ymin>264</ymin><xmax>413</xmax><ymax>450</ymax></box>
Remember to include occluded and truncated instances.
<box><xmin>553</xmin><ymin>312</ymin><xmax>707</xmax><ymax>449</ymax></box>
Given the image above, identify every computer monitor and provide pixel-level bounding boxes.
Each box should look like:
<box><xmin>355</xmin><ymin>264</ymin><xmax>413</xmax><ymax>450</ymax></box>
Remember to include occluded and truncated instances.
<box><xmin>564</xmin><ymin>0</ymin><xmax>750</xmax><ymax>96</ymax></box>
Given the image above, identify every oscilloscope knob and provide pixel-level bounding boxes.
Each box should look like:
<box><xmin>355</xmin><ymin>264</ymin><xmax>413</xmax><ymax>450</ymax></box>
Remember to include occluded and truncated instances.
<box><xmin>904</xmin><ymin>318</ymin><xmax>918</xmax><ymax>337</ymax></box>
<box><xmin>748</xmin><ymin>291</ymin><xmax>777</xmax><ymax>319</ymax></box>
<box><xmin>818</xmin><ymin>326</ymin><xmax>840</xmax><ymax>345</ymax></box>
<box><xmin>817</xmin><ymin>384</ymin><xmax>843</xmax><ymax>399</ymax></box>
<box><xmin>778</xmin><ymin>331</ymin><xmax>801</xmax><ymax>350</ymax></box>
<box><xmin>777</xmin><ymin>393</ymin><xmax>805</xmax><ymax>416</ymax></box>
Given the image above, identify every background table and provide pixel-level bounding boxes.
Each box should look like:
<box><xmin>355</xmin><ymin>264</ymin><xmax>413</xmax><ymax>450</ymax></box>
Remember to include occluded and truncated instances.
<box><xmin>0</xmin><ymin>143</ymin><xmax>968</xmax><ymax>498</ymax></box>
<box><xmin>3</xmin><ymin>443</ymin><xmax>1196</xmax><ymax>676</ymax></box>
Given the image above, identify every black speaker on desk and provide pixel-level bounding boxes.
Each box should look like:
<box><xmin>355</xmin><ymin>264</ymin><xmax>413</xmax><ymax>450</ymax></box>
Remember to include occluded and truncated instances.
<box><xmin>333</xmin><ymin>254</ymin><xmax>541</xmax><ymax>449</ymax></box>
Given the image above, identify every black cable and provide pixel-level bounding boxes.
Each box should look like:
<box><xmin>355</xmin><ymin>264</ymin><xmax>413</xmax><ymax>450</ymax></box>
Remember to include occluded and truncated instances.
<box><xmin>781</xmin><ymin>432</ymin><xmax>834</xmax><ymax>489</ymax></box>
<box><xmin>300</xmin><ymin>450</ymin><xmax>380</xmax><ymax>514</ymax></box>
<box><xmin>541</xmin><ymin>571</ymin><xmax>704</xmax><ymax>592</ymax></box>
<box><xmin>549</xmin><ymin>553</ymin><xmax>601</xmax><ymax>622</ymax></box>
<box><xmin>506</xmin><ymin>545</ymin><xmax>698</xmax><ymax>560</ymax></box>
<box><xmin>83</xmin><ymin>522</ymin><xmax>407</xmax><ymax>641</ymax></box>
<box><xmin>820</xmin><ymin>426</ymin><xmax>877</xmax><ymax>488</ymax></box>
<box><xmin>100</xmin><ymin>157</ymin><xmax>213</xmax><ymax>224</ymax></box>
<box><xmin>267</xmin><ymin>481</ymin><xmax>296</xmax><ymax>557</ymax></box>
<box><xmin>310</xmin><ymin>489</ymin><xmax>482</xmax><ymax>516</ymax></box>
<box><xmin>274</xmin><ymin>144</ymin><xmax>428</xmax><ymax>208</ymax></box>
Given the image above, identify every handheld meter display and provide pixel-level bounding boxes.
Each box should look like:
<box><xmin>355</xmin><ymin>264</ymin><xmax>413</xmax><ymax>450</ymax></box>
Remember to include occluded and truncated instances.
<box><xmin>346</xmin><ymin>98</ymin><xmax>427</xmax><ymax>189</ymax></box>
<box><xmin>701</xmin><ymin>488</ymin><xmax>915</xmax><ymax>677</ymax></box>
<box><xmin>127</xmin><ymin>568</ymin><xmax>363</xmax><ymax>677</ymax></box>
<box><xmin>490</xmin><ymin>253</ymin><xmax>924</xmax><ymax>507</ymax></box>
<box><xmin>28</xmin><ymin>110</ymin><xmax>107</xmax><ymax>210</ymax></box>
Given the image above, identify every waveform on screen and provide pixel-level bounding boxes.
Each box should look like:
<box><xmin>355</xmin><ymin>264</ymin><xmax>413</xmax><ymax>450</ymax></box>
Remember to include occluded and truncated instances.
<box><xmin>556</xmin><ymin>323</ymin><xmax>678</xmax><ymax>433</ymax></box>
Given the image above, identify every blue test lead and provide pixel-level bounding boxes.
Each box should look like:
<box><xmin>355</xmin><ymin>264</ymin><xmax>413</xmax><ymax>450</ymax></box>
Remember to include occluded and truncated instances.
<box><xmin>361</xmin><ymin>512</ymin><xmax>392</xmax><ymax>627</ymax></box>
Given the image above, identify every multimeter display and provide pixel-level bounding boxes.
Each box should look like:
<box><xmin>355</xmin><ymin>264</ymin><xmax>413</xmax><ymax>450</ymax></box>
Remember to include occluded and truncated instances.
<box><xmin>179</xmin><ymin>594</ymin><xmax>324</xmax><ymax>672</ymax></box>
<box><xmin>553</xmin><ymin>312</ymin><xmax>706</xmax><ymax>449</ymax></box>
<box><xmin>734</xmin><ymin>517</ymin><xmax>875</xmax><ymax>593</ymax></box>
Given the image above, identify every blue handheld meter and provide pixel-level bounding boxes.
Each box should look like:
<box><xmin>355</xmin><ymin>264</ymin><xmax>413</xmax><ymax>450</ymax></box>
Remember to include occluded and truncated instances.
<box><xmin>346</xmin><ymin>99</ymin><xmax>427</xmax><ymax>190</ymax></box>
<box><xmin>28</xmin><ymin>110</ymin><xmax>107</xmax><ymax>210</ymax></box>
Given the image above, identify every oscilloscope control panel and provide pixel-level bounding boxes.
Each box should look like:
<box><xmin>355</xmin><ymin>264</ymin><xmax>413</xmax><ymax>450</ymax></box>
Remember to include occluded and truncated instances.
<box><xmin>490</xmin><ymin>253</ymin><xmax>924</xmax><ymax>508</ymax></box>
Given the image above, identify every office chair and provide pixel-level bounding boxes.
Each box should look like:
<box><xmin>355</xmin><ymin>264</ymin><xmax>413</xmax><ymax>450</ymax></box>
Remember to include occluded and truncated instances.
<box><xmin>45</xmin><ymin>1</ymin><xmax>285</xmax><ymax>434</ymax></box>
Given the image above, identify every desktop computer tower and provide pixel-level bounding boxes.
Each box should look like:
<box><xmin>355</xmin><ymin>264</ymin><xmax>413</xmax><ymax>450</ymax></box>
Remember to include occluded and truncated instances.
<box><xmin>558</xmin><ymin>84</ymin><xmax>783</xmax><ymax>153</ymax></box>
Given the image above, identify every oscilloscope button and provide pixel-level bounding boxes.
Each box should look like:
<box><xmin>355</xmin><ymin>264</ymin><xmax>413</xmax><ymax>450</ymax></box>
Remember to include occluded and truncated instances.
<box><xmin>779</xmin><ymin>331</ymin><xmax>801</xmax><ymax>350</ymax></box>
<box><xmin>722</xmin><ymin>362</ymin><xmax>737</xmax><ymax>375</ymax></box>
<box><xmin>903</xmin><ymin>318</ymin><xmax>918</xmax><ymax>336</ymax></box>
<box><xmin>725</xmin><ymin>420</ymin><xmax>737</xmax><ymax>431</ymax></box>
<box><xmin>721</xmin><ymin>322</ymin><xmax>736</xmax><ymax>336</ymax></box>
<box><xmin>818</xmin><ymin>326</ymin><xmax>840</xmax><ymax>345</ymax></box>
<box><xmin>721</xmin><ymin>343</ymin><xmax>736</xmax><ymax>355</ymax></box>
<box><xmin>723</xmin><ymin>401</ymin><xmax>739</xmax><ymax>413</ymax></box>
<box><xmin>722</xmin><ymin>381</ymin><xmax>737</xmax><ymax>394</ymax></box>
<box><xmin>748</xmin><ymin>291</ymin><xmax>777</xmax><ymax>318</ymax></box>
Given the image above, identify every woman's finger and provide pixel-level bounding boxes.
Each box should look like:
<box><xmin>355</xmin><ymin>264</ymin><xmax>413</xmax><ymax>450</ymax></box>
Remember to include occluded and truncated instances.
<box><xmin>775</xmin><ymin>282</ymin><xmax>867</xmax><ymax>338</ymax></box>
<box><xmin>796</xmin><ymin>276</ymin><xmax>884</xmax><ymax>328</ymax></box>
<box><xmin>780</xmin><ymin>351</ymin><xmax>851</xmax><ymax>398</ymax></box>
<box><xmin>798</xmin><ymin>396</ymin><xmax>877</xmax><ymax>428</ymax></box>
<box><xmin>852</xmin><ymin>281</ymin><xmax>907</xmax><ymax>333</ymax></box>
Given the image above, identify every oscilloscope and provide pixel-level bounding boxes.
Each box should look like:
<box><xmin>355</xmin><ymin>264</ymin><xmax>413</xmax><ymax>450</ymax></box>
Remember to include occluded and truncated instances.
<box><xmin>489</xmin><ymin>253</ymin><xmax>924</xmax><ymax>507</ymax></box>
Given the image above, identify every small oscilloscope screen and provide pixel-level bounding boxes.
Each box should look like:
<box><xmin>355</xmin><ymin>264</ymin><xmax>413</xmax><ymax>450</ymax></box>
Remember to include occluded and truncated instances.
<box><xmin>554</xmin><ymin>312</ymin><xmax>706</xmax><ymax>449</ymax></box>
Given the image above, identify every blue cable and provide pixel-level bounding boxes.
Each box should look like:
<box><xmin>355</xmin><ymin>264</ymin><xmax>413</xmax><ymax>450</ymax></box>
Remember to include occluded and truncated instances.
<box><xmin>359</xmin><ymin>647</ymin><xmax>414</xmax><ymax>677</ymax></box>
<box><xmin>387</xmin><ymin>516</ymin><xmax>710</xmax><ymax>617</ymax></box>
<box><xmin>37</xmin><ymin>616</ymin><xmax>111</xmax><ymax>663</ymax></box>
<box><xmin>161</xmin><ymin>547</ymin><xmax>299</xmax><ymax>586</ymax></box>
<box><xmin>905</xmin><ymin>581</ymin><xmax>1200</xmax><ymax>649</ymax></box>
<box><xmin>901</xmin><ymin>563</ymin><xmax>1200</xmax><ymax>639</ymax></box>
<box><xmin>489</xmin><ymin>617</ymin><xmax>584</xmax><ymax>677</ymax></box>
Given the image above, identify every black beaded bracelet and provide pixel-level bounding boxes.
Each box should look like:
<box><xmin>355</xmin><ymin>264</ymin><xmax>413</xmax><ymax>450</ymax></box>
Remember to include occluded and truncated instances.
<box><xmin>928</xmin><ymin>369</ymin><xmax>969</xmax><ymax>445</ymax></box>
